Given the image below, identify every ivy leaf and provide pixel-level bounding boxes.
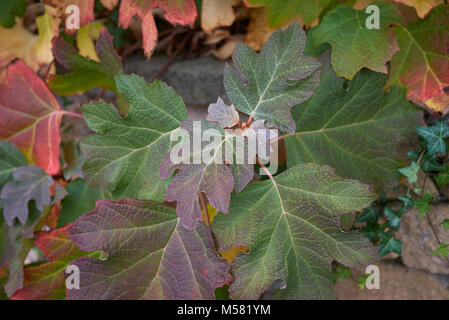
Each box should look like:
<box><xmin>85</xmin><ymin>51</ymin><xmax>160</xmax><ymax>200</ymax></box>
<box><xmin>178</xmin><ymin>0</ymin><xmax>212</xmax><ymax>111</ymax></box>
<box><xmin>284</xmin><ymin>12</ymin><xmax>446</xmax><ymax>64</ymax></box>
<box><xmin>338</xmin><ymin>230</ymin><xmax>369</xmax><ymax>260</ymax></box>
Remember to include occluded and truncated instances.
<box><xmin>398</xmin><ymin>161</ymin><xmax>420</xmax><ymax>184</ymax></box>
<box><xmin>286</xmin><ymin>56</ymin><xmax>422</xmax><ymax>187</ymax></box>
<box><xmin>384</xmin><ymin>207</ymin><xmax>404</xmax><ymax>231</ymax></box>
<box><xmin>385</xmin><ymin>5</ymin><xmax>449</xmax><ymax>112</ymax></box>
<box><xmin>434</xmin><ymin>164</ymin><xmax>449</xmax><ymax>186</ymax></box>
<box><xmin>118</xmin><ymin>0</ymin><xmax>197</xmax><ymax>58</ymax></box>
<box><xmin>212</xmin><ymin>163</ymin><xmax>378</xmax><ymax>299</ymax></box>
<box><xmin>0</xmin><ymin>165</ymin><xmax>53</xmax><ymax>226</ymax></box>
<box><xmin>207</xmin><ymin>98</ymin><xmax>240</xmax><ymax>128</ymax></box>
<box><xmin>416</xmin><ymin>120</ymin><xmax>449</xmax><ymax>155</ymax></box>
<box><xmin>312</xmin><ymin>2</ymin><xmax>400</xmax><ymax>80</ymax></box>
<box><xmin>360</xmin><ymin>222</ymin><xmax>381</xmax><ymax>244</ymax></box>
<box><xmin>12</xmin><ymin>225</ymin><xmax>98</xmax><ymax>300</ymax></box>
<box><xmin>0</xmin><ymin>60</ymin><xmax>63</xmax><ymax>175</ymax></box>
<box><xmin>356</xmin><ymin>203</ymin><xmax>380</xmax><ymax>224</ymax></box>
<box><xmin>49</xmin><ymin>29</ymin><xmax>123</xmax><ymax>96</ymax></box>
<box><xmin>392</xmin><ymin>0</ymin><xmax>444</xmax><ymax>18</ymax></box>
<box><xmin>399</xmin><ymin>193</ymin><xmax>414</xmax><ymax>210</ymax></box>
<box><xmin>414</xmin><ymin>190</ymin><xmax>434</xmax><ymax>217</ymax></box>
<box><xmin>0</xmin><ymin>142</ymin><xmax>27</xmax><ymax>190</ymax></box>
<box><xmin>161</xmin><ymin>120</ymin><xmax>254</xmax><ymax>231</ymax></box>
<box><xmin>224</xmin><ymin>22</ymin><xmax>320</xmax><ymax>133</ymax></box>
<box><xmin>378</xmin><ymin>230</ymin><xmax>402</xmax><ymax>258</ymax></box>
<box><xmin>67</xmin><ymin>199</ymin><xmax>232</xmax><ymax>300</ymax></box>
<box><xmin>246</xmin><ymin>0</ymin><xmax>332</xmax><ymax>27</ymax></box>
<box><xmin>408</xmin><ymin>151</ymin><xmax>443</xmax><ymax>173</ymax></box>
<box><xmin>81</xmin><ymin>74</ymin><xmax>187</xmax><ymax>201</ymax></box>
<box><xmin>0</xmin><ymin>0</ymin><xmax>26</xmax><ymax>28</ymax></box>
<box><xmin>431</xmin><ymin>242</ymin><xmax>449</xmax><ymax>258</ymax></box>
<box><xmin>58</xmin><ymin>179</ymin><xmax>111</xmax><ymax>228</ymax></box>
<box><xmin>441</xmin><ymin>219</ymin><xmax>449</xmax><ymax>230</ymax></box>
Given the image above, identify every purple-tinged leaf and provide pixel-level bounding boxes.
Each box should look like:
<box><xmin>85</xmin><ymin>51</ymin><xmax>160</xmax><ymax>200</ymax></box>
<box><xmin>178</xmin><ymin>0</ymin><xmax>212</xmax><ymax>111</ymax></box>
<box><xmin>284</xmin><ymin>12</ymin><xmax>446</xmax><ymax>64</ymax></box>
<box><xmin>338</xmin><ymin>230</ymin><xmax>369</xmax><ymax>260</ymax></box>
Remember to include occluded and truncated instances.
<box><xmin>67</xmin><ymin>199</ymin><xmax>232</xmax><ymax>300</ymax></box>
<box><xmin>207</xmin><ymin>98</ymin><xmax>240</xmax><ymax>128</ymax></box>
<box><xmin>1</xmin><ymin>165</ymin><xmax>53</xmax><ymax>226</ymax></box>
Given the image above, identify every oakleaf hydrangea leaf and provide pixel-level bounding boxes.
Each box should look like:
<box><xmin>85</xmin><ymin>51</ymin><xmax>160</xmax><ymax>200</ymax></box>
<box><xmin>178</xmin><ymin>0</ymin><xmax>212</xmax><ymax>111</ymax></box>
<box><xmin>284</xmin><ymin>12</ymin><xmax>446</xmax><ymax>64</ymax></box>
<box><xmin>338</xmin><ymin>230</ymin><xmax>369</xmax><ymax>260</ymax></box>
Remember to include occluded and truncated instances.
<box><xmin>81</xmin><ymin>73</ymin><xmax>187</xmax><ymax>201</ymax></box>
<box><xmin>399</xmin><ymin>161</ymin><xmax>419</xmax><ymax>183</ymax></box>
<box><xmin>434</xmin><ymin>164</ymin><xmax>449</xmax><ymax>186</ymax></box>
<box><xmin>207</xmin><ymin>98</ymin><xmax>240</xmax><ymax>128</ymax></box>
<box><xmin>161</xmin><ymin>120</ymin><xmax>255</xmax><ymax>230</ymax></box>
<box><xmin>67</xmin><ymin>199</ymin><xmax>232</xmax><ymax>300</ymax></box>
<box><xmin>0</xmin><ymin>60</ymin><xmax>63</xmax><ymax>175</ymax></box>
<box><xmin>49</xmin><ymin>28</ymin><xmax>123</xmax><ymax>96</ymax></box>
<box><xmin>1</xmin><ymin>165</ymin><xmax>53</xmax><ymax>226</ymax></box>
<box><xmin>12</xmin><ymin>225</ymin><xmax>98</xmax><ymax>300</ymax></box>
<box><xmin>378</xmin><ymin>230</ymin><xmax>402</xmax><ymax>258</ymax></box>
<box><xmin>416</xmin><ymin>120</ymin><xmax>449</xmax><ymax>155</ymax></box>
<box><xmin>385</xmin><ymin>5</ymin><xmax>449</xmax><ymax>111</ymax></box>
<box><xmin>0</xmin><ymin>142</ymin><xmax>27</xmax><ymax>190</ymax></box>
<box><xmin>286</xmin><ymin>55</ymin><xmax>422</xmax><ymax>187</ymax></box>
<box><xmin>312</xmin><ymin>2</ymin><xmax>401</xmax><ymax>79</ymax></box>
<box><xmin>224</xmin><ymin>22</ymin><xmax>320</xmax><ymax>133</ymax></box>
<box><xmin>212</xmin><ymin>163</ymin><xmax>378</xmax><ymax>299</ymax></box>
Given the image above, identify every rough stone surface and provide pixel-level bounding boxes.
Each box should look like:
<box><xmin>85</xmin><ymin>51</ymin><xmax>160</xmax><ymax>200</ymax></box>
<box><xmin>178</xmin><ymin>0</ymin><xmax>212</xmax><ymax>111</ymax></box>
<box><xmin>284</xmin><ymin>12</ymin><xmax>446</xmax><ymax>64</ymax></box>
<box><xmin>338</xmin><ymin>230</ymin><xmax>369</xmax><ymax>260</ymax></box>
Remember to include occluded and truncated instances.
<box><xmin>124</xmin><ymin>55</ymin><xmax>226</xmax><ymax>109</ymax></box>
<box><xmin>335</xmin><ymin>260</ymin><xmax>449</xmax><ymax>299</ymax></box>
<box><xmin>396</xmin><ymin>204</ymin><xmax>449</xmax><ymax>274</ymax></box>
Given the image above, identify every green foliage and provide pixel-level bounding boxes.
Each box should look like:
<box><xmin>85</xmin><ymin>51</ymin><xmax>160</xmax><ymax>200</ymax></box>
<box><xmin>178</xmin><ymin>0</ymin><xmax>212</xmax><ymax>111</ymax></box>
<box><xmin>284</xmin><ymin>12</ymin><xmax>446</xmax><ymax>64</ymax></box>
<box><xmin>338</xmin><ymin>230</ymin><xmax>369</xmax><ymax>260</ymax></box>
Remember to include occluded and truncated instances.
<box><xmin>398</xmin><ymin>161</ymin><xmax>419</xmax><ymax>184</ymax></box>
<box><xmin>414</xmin><ymin>190</ymin><xmax>434</xmax><ymax>217</ymax></box>
<box><xmin>434</xmin><ymin>164</ymin><xmax>449</xmax><ymax>186</ymax></box>
<box><xmin>432</xmin><ymin>243</ymin><xmax>449</xmax><ymax>258</ymax></box>
<box><xmin>287</xmin><ymin>55</ymin><xmax>421</xmax><ymax>187</ymax></box>
<box><xmin>416</xmin><ymin>120</ymin><xmax>449</xmax><ymax>155</ymax></box>
<box><xmin>378</xmin><ymin>230</ymin><xmax>402</xmax><ymax>258</ymax></box>
<box><xmin>312</xmin><ymin>2</ymin><xmax>400</xmax><ymax>79</ymax></box>
<box><xmin>0</xmin><ymin>0</ymin><xmax>26</xmax><ymax>28</ymax></box>
<box><xmin>212</xmin><ymin>164</ymin><xmax>377</xmax><ymax>299</ymax></box>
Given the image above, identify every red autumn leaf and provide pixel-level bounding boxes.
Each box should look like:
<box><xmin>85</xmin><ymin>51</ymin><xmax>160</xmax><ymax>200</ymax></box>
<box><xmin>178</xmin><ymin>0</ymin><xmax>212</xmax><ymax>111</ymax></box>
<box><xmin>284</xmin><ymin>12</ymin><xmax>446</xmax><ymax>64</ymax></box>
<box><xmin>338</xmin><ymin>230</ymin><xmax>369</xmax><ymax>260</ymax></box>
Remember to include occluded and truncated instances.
<box><xmin>385</xmin><ymin>5</ymin><xmax>449</xmax><ymax>112</ymax></box>
<box><xmin>118</xmin><ymin>0</ymin><xmax>197</xmax><ymax>58</ymax></box>
<box><xmin>12</xmin><ymin>224</ymin><xmax>94</xmax><ymax>300</ymax></box>
<box><xmin>0</xmin><ymin>60</ymin><xmax>62</xmax><ymax>175</ymax></box>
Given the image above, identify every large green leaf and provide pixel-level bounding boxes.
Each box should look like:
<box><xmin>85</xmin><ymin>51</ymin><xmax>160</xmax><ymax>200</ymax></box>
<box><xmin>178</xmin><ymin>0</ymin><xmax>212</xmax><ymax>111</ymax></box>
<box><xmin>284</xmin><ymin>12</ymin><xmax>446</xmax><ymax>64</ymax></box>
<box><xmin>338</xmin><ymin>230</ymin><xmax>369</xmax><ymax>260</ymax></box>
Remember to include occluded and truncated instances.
<box><xmin>67</xmin><ymin>199</ymin><xmax>232</xmax><ymax>299</ymax></box>
<box><xmin>286</xmin><ymin>55</ymin><xmax>422</xmax><ymax>187</ymax></box>
<box><xmin>212</xmin><ymin>163</ymin><xmax>378</xmax><ymax>299</ymax></box>
<box><xmin>312</xmin><ymin>2</ymin><xmax>401</xmax><ymax>79</ymax></box>
<box><xmin>224</xmin><ymin>22</ymin><xmax>320</xmax><ymax>133</ymax></box>
<box><xmin>81</xmin><ymin>74</ymin><xmax>187</xmax><ymax>201</ymax></box>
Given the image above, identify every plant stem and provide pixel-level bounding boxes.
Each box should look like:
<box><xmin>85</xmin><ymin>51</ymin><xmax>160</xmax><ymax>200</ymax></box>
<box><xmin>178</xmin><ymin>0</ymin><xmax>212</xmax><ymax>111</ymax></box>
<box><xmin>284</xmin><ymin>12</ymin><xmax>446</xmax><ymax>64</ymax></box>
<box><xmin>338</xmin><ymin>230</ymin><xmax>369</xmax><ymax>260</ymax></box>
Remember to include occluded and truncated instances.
<box><xmin>60</xmin><ymin>111</ymin><xmax>84</xmax><ymax>119</ymax></box>
<box><xmin>270</xmin><ymin>132</ymin><xmax>294</xmax><ymax>144</ymax></box>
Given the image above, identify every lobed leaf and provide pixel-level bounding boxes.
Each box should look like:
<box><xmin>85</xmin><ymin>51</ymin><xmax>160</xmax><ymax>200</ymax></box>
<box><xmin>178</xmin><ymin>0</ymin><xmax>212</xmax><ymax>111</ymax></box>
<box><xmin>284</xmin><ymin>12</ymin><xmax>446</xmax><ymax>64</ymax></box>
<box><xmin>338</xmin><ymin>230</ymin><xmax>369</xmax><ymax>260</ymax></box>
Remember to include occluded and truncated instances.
<box><xmin>212</xmin><ymin>163</ymin><xmax>378</xmax><ymax>299</ymax></box>
<box><xmin>67</xmin><ymin>199</ymin><xmax>232</xmax><ymax>300</ymax></box>
<box><xmin>286</xmin><ymin>55</ymin><xmax>422</xmax><ymax>187</ymax></box>
<box><xmin>224</xmin><ymin>22</ymin><xmax>320</xmax><ymax>133</ymax></box>
<box><xmin>81</xmin><ymin>73</ymin><xmax>187</xmax><ymax>201</ymax></box>
<box><xmin>1</xmin><ymin>165</ymin><xmax>53</xmax><ymax>226</ymax></box>
<box><xmin>160</xmin><ymin>120</ymin><xmax>255</xmax><ymax>230</ymax></box>
<box><xmin>12</xmin><ymin>225</ymin><xmax>98</xmax><ymax>300</ymax></box>
<box><xmin>385</xmin><ymin>5</ymin><xmax>449</xmax><ymax>112</ymax></box>
<box><xmin>312</xmin><ymin>2</ymin><xmax>401</xmax><ymax>79</ymax></box>
<box><xmin>49</xmin><ymin>29</ymin><xmax>123</xmax><ymax>96</ymax></box>
<box><xmin>0</xmin><ymin>60</ymin><xmax>62</xmax><ymax>174</ymax></box>
<box><xmin>0</xmin><ymin>142</ymin><xmax>27</xmax><ymax>190</ymax></box>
